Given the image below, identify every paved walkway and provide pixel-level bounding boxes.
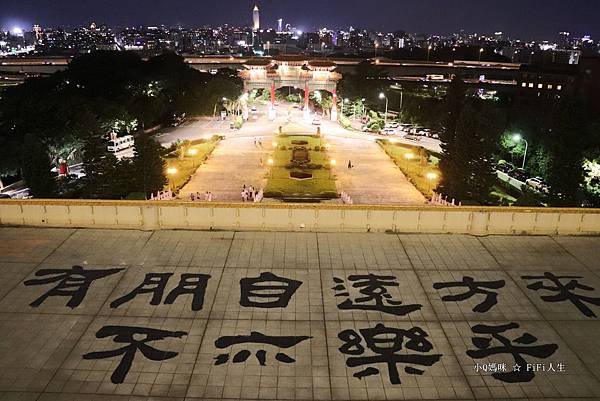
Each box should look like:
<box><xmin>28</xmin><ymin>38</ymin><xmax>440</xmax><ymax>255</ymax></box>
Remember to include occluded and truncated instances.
<box><xmin>327</xmin><ymin>135</ymin><xmax>427</xmax><ymax>205</ymax></box>
<box><xmin>172</xmin><ymin>103</ymin><xmax>426</xmax><ymax>204</ymax></box>
<box><xmin>180</xmin><ymin>136</ymin><xmax>271</xmax><ymax>201</ymax></box>
<box><xmin>0</xmin><ymin>227</ymin><xmax>599</xmax><ymax>400</ymax></box>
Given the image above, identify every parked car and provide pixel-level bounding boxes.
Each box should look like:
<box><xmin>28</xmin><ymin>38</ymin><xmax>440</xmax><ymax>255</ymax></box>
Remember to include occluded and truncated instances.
<box><xmin>403</xmin><ymin>134</ymin><xmax>422</xmax><ymax>142</ymax></box>
<box><xmin>526</xmin><ymin>177</ymin><xmax>550</xmax><ymax>193</ymax></box>
<box><xmin>250</xmin><ymin>105</ymin><xmax>258</xmax><ymax>112</ymax></box>
<box><xmin>511</xmin><ymin>168</ymin><xmax>529</xmax><ymax>182</ymax></box>
<box><xmin>0</xmin><ymin>194</ymin><xmax>11</xmax><ymax>199</ymax></box>
<box><xmin>380</xmin><ymin>127</ymin><xmax>397</xmax><ymax>135</ymax></box>
<box><xmin>312</xmin><ymin>117</ymin><xmax>322</xmax><ymax>126</ymax></box>
<box><xmin>495</xmin><ymin>162</ymin><xmax>514</xmax><ymax>174</ymax></box>
<box><xmin>385</xmin><ymin>122</ymin><xmax>400</xmax><ymax>129</ymax></box>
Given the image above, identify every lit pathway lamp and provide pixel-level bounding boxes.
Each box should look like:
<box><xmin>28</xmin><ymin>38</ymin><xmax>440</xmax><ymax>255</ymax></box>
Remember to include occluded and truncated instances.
<box><xmin>426</xmin><ymin>172</ymin><xmax>438</xmax><ymax>193</ymax></box>
<box><xmin>188</xmin><ymin>148</ymin><xmax>199</xmax><ymax>168</ymax></box>
<box><xmin>427</xmin><ymin>45</ymin><xmax>433</xmax><ymax>62</ymax></box>
<box><xmin>479</xmin><ymin>48</ymin><xmax>484</xmax><ymax>62</ymax></box>
<box><xmin>513</xmin><ymin>134</ymin><xmax>529</xmax><ymax>169</ymax></box>
<box><xmin>341</xmin><ymin>98</ymin><xmax>350</xmax><ymax>117</ymax></box>
<box><xmin>268</xmin><ymin>158</ymin><xmax>274</xmax><ymax>178</ymax></box>
<box><xmin>329</xmin><ymin>159</ymin><xmax>336</xmax><ymax>179</ymax></box>
<box><xmin>379</xmin><ymin>92</ymin><xmax>389</xmax><ymax>128</ymax></box>
<box><xmin>167</xmin><ymin>167</ymin><xmax>178</xmax><ymax>192</ymax></box>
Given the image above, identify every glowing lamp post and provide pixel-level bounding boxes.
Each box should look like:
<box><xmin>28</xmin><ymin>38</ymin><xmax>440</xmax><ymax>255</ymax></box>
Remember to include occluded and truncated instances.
<box><xmin>513</xmin><ymin>134</ymin><xmax>529</xmax><ymax>169</ymax></box>
<box><xmin>427</xmin><ymin>45</ymin><xmax>433</xmax><ymax>62</ymax></box>
<box><xmin>479</xmin><ymin>48</ymin><xmax>484</xmax><ymax>62</ymax></box>
<box><xmin>426</xmin><ymin>172</ymin><xmax>438</xmax><ymax>193</ymax></box>
<box><xmin>379</xmin><ymin>92</ymin><xmax>388</xmax><ymax>128</ymax></box>
<box><xmin>329</xmin><ymin>159</ymin><xmax>336</xmax><ymax>179</ymax></box>
<box><xmin>268</xmin><ymin>158</ymin><xmax>274</xmax><ymax>178</ymax></box>
<box><xmin>167</xmin><ymin>167</ymin><xmax>178</xmax><ymax>191</ymax></box>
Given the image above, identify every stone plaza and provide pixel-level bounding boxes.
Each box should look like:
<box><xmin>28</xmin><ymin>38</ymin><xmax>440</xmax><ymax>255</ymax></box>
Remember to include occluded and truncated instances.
<box><xmin>0</xmin><ymin>227</ymin><xmax>599</xmax><ymax>401</ymax></box>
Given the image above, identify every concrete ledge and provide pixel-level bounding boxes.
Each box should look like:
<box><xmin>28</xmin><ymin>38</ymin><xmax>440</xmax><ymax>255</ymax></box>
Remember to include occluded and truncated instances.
<box><xmin>0</xmin><ymin>199</ymin><xmax>599</xmax><ymax>235</ymax></box>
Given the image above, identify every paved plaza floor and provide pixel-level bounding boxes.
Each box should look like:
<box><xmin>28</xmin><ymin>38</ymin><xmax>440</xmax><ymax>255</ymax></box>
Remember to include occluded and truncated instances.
<box><xmin>0</xmin><ymin>227</ymin><xmax>599</xmax><ymax>401</ymax></box>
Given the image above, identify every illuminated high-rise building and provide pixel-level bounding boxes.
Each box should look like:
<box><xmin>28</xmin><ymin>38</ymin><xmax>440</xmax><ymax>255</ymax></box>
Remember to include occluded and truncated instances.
<box><xmin>277</xmin><ymin>18</ymin><xmax>283</xmax><ymax>33</ymax></box>
<box><xmin>253</xmin><ymin>5</ymin><xmax>260</xmax><ymax>32</ymax></box>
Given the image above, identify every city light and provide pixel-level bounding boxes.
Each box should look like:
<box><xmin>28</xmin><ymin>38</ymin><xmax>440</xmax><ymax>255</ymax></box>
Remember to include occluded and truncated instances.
<box><xmin>167</xmin><ymin>167</ymin><xmax>178</xmax><ymax>175</ymax></box>
<box><xmin>426</xmin><ymin>172</ymin><xmax>438</xmax><ymax>180</ymax></box>
<box><xmin>188</xmin><ymin>148</ymin><xmax>198</xmax><ymax>156</ymax></box>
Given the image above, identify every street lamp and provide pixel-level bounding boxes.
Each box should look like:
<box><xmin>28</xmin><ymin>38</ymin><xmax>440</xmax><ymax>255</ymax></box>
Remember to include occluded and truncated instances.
<box><xmin>427</xmin><ymin>45</ymin><xmax>433</xmax><ymax>62</ymax></box>
<box><xmin>341</xmin><ymin>98</ymin><xmax>349</xmax><ymax>116</ymax></box>
<box><xmin>167</xmin><ymin>167</ymin><xmax>178</xmax><ymax>191</ymax></box>
<box><xmin>329</xmin><ymin>159</ymin><xmax>336</xmax><ymax>179</ymax></box>
<box><xmin>375</xmin><ymin>42</ymin><xmax>379</xmax><ymax>58</ymax></box>
<box><xmin>188</xmin><ymin>148</ymin><xmax>198</xmax><ymax>156</ymax></box>
<box><xmin>479</xmin><ymin>48</ymin><xmax>484</xmax><ymax>62</ymax></box>
<box><xmin>426</xmin><ymin>172</ymin><xmax>438</xmax><ymax>193</ymax></box>
<box><xmin>513</xmin><ymin>134</ymin><xmax>529</xmax><ymax>169</ymax></box>
<box><xmin>272</xmin><ymin>141</ymin><xmax>278</xmax><ymax>149</ymax></box>
<box><xmin>267</xmin><ymin>158</ymin><xmax>274</xmax><ymax>178</ymax></box>
<box><xmin>379</xmin><ymin>92</ymin><xmax>389</xmax><ymax>128</ymax></box>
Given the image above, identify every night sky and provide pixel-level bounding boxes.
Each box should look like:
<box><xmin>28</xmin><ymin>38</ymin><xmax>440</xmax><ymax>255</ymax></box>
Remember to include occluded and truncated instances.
<box><xmin>2</xmin><ymin>0</ymin><xmax>599</xmax><ymax>40</ymax></box>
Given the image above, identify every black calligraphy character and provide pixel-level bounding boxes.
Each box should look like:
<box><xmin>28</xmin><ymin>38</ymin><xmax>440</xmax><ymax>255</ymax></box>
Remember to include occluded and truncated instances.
<box><xmin>240</xmin><ymin>272</ymin><xmax>301</xmax><ymax>308</ymax></box>
<box><xmin>110</xmin><ymin>273</ymin><xmax>211</xmax><ymax>311</ymax></box>
<box><xmin>214</xmin><ymin>331</ymin><xmax>312</xmax><ymax>366</ymax></box>
<box><xmin>24</xmin><ymin>265</ymin><xmax>124</xmax><ymax>308</ymax></box>
<box><xmin>83</xmin><ymin>325</ymin><xmax>187</xmax><ymax>384</ymax></box>
<box><xmin>333</xmin><ymin>275</ymin><xmax>422</xmax><ymax>316</ymax></box>
<box><xmin>466</xmin><ymin>323</ymin><xmax>558</xmax><ymax>383</ymax></box>
<box><xmin>433</xmin><ymin>276</ymin><xmax>506</xmax><ymax>313</ymax></box>
<box><xmin>522</xmin><ymin>272</ymin><xmax>600</xmax><ymax>318</ymax></box>
<box><xmin>338</xmin><ymin>323</ymin><xmax>442</xmax><ymax>384</ymax></box>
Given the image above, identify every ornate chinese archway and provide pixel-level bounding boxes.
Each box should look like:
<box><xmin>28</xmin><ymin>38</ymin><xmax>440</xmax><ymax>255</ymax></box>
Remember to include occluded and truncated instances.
<box><xmin>239</xmin><ymin>55</ymin><xmax>342</xmax><ymax>120</ymax></box>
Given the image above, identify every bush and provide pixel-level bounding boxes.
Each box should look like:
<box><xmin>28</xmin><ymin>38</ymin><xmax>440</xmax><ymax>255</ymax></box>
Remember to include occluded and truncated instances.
<box><xmin>126</xmin><ymin>192</ymin><xmax>147</xmax><ymax>200</ymax></box>
<box><xmin>264</xmin><ymin>190</ymin><xmax>283</xmax><ymax>198</ymax></box>
<box><xmin>320</xmin><ymin>191</ymin><xmax>339</xmax><ymax>199</ymax></box>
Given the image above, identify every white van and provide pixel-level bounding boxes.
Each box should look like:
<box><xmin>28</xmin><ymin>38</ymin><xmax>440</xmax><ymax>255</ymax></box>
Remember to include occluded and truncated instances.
<box><xmin>107</xmin><ymin>135</ymin><xmax>135</xmax><ymax>153</ymax></box>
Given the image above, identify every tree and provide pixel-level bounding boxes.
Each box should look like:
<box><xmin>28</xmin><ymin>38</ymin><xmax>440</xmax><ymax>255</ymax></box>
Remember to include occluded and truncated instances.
<box><xmin>438</xmin><ymin>77</ymin><xmax>506</xmax><ymax>202</ymax></box>
<box><xmin>21</xmin><ymin>135</ymin><xmax>57</xmax><ymax>198</ymax></box>
<box><xmin>130</xmin><ymin>134</ymin><xmax>167</xmax><ymax>196</ymax></box>
<box><xmin>81</xmin><ymin>133</ymin><xmax>120</xmax><ymax>199</ymax></box>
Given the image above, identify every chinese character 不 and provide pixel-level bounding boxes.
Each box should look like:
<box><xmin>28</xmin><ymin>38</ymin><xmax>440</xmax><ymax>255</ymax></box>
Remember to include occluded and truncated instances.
<box><xmin>433</xmin><ymin>276</ymin><xmax>506</xmax><ymax>313</ymax></box>
<box><xmin>338</xmin><ymin>323</ymin><xmax>442</xmax><ymax>384</ymax></box>
<box><xmin>24</xmin><ymin>265</ymin><xmax>124</xmax><ymax>308</ymax></box>
<box><xmin>83</xmin><ymin>325</ymin><xmax>187</xmax><ymax>384</ymax></box>
<box><xmin>466</xmin><ymin>322</ymin><xmax>558</xmax><ymax>383</ymax></box>
<box><xmin>333</xmin><ymin>274</ymin><xmax>422</xmax><ymax>316</ymax></box>
<box><xmin>522</xmin><ymin>272</ymin><xmax>600</xmax><ymax>318</ymax></box>
<box><xmin>110</xmin><ymin>273</ymin><xmax>211</xmax><ymax>311</ymax></box>
<box><xmin>214</xmin><ymin>331</ymin><xmax>312</xmax><ymax>366</ymax></box>
<box><xmin>240</xmin><ymin>272</ymin><xmax>301</xmax><ymax>308</ymax></box>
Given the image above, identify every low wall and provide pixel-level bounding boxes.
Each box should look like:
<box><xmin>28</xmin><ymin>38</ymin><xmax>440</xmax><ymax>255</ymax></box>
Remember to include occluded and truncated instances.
<box><xmin>1</xmin><ymin>200</ymin><xmax>599</xmax><ymax>235</ymax></box>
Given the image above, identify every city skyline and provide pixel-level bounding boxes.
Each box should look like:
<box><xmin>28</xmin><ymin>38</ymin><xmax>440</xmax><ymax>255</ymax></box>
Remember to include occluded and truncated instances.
<box><xmin>2</xmin><ymin>0</ymin><xmax>599</xmax><ymax>41</ymax></box>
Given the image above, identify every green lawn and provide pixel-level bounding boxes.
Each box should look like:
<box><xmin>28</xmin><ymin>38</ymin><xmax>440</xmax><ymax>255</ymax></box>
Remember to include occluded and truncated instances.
<box><xmin>265</xmin><ymin>135</ymin><xmax>338</xmax><ymax>199</ymax></box>
<box><xmin>378</xmin><ymin>139</ymin><xmax>441</xmax><ymax>198</ymax></box>
<box><xmin>164</xmin><ymin>137</ymin><xmax>220</xmax><ymax>192</ymax></box>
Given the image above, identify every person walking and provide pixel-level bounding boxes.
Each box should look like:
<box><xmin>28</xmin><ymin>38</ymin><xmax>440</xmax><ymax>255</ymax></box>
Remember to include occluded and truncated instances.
<box><xmin>348</xmin><ymin>160</ymin><xmax>353</xmax><ymax>169</ymax></box>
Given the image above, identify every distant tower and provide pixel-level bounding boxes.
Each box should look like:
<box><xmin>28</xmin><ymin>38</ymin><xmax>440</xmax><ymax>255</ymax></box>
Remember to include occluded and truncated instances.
<box><xmin>253</xmin><ymin>5</ymin><xmax>260</xmax><ymax>32</ymax></box>
<box><xmin>277</xmin><ymin>18</ymin><xmax>283</xmax><ymax>33</ymax></box>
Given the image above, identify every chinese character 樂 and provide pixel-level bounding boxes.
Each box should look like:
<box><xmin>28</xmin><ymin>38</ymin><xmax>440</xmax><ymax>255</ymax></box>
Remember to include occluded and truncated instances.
<box><xmin>338</xmin><ymin>323</ymin><xmax>442</xmax><ymax>384</ymax></box>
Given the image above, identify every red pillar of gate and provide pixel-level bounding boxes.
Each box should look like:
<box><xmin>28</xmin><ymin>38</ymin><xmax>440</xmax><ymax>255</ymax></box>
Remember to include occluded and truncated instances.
<box><xmin>304</xmin><ymin>83</ymin><xmax>310</xmax><ymax>110</ymax></box>
<box><xmin>270</xmin><ymin>83</ymin><xmax>276</xmax><ymax>106</ymax></box>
